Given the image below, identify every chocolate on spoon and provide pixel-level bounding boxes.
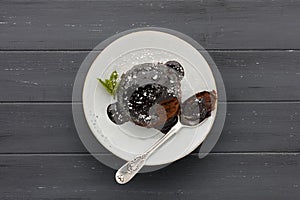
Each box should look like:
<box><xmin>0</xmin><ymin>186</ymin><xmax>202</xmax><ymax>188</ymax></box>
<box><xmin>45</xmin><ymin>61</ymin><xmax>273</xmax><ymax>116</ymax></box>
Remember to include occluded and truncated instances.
<box><xmin>180</xmin><ymin>90</ymin><xmax>217</xmax><ymax>126</ymax></box>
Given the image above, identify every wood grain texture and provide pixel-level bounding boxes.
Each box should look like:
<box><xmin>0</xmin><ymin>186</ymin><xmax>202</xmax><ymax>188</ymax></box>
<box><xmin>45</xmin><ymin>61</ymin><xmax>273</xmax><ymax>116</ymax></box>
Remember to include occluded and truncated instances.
<box><xmin>0</xmin><ymin>51</ymin><xmax>299</xmax><ymax>102</ymax></box>
<box><xmin>1</xmin><ymin>1</ymin><xmax>300</xmax><ymax>198</ymax></box>
<box><xmin>0</xmin><ymin>102</ymin><xmax>298</xmax><ymax>153</ymax></box>
<box><xmin>0</xmin><ymin>154</ymin><xmax>299</xmax><ymax>199</ymax></box>
<box><xmin>1</xmin><ymin>0</ymin><xmax>300</xmax><ymax>50</ymax></box>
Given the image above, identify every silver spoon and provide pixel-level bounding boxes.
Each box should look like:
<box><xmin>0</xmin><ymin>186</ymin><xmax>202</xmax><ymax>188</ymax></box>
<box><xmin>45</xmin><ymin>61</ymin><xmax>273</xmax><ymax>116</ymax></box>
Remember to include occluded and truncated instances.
<box><xmin>115</xmin><ymin>115</ymin><xmax>206</xmax><ymax>184</ymax></box>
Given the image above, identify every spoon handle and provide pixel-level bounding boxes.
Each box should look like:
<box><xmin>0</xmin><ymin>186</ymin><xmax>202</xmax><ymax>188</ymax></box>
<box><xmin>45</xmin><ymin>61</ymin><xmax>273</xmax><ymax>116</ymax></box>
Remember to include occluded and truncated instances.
<box><xmin>115</xmin><ymin>120</ymin><xmax>182</xmax><ymax>184</ymax></box>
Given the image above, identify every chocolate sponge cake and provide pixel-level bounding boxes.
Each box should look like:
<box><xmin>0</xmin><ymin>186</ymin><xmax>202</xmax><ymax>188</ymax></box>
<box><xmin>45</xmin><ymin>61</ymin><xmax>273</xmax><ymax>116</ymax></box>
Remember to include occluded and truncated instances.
<box><xmin>107</xmin><ymin>61</ymin><xmax>184</xmax><ymax>132</ymax></box>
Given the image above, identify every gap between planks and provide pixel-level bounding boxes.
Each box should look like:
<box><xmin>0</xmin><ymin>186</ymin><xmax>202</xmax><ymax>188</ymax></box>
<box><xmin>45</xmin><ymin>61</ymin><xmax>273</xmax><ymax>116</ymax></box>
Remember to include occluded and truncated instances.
<box><xmin>0</xmin><ymin>49</ymin><xmax>299</xmax><ymax>53</ymax></box>
<box><xmin>0</xmin><ymin>152</ymin><xmax>299</xmax><ymax>157</ymax></box>
<box><xmin>0</xmin><ymin>101</ymin><xmax>299</xmax><ymax>105</ymax></box>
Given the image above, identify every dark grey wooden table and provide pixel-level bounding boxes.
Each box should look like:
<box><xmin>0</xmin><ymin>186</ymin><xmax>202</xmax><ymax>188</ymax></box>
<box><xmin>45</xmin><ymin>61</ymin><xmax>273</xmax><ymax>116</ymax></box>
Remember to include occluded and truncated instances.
<box><xmin>1</xmin><ymin>1</ymin><xmax>299</xmax><ymax>199</ymax></box>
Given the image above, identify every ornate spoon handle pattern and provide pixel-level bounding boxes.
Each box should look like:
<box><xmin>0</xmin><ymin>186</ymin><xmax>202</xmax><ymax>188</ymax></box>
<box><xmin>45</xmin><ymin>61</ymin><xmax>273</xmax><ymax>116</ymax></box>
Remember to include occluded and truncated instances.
<box><xmin>115</xmin><ymin>119</ymin><xmax>182</xmax><ymax>184</ymax></box>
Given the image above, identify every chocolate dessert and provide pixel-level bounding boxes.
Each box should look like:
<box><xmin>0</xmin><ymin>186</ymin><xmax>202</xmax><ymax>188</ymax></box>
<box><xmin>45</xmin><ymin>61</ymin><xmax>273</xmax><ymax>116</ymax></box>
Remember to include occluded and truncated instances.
<box><xmin>106</xmin><ymin>60</ymin><xmax>217</xmax><ymax>134</ymax></box>
<box><xmin>107</xmin><ymin>61</ymin><xmax>184</xmax><ymax>132</ymax></box>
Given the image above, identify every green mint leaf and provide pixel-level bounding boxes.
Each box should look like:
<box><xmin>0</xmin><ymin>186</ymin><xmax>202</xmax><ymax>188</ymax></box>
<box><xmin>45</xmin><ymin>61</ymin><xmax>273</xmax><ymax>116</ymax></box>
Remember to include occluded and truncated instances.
<box><xmin>97</xmin><ymin>71</ymin><xmax>119</xmax><ymax>97</ymax></box>
<box><xmin>97</xmin><ymin>78</ymin><xmax>112</xmax><ymax>94</ymax></box>
<box><xmin>112</xmin><ymin>81</ymin><xmax>119</xmax><ymax>99</ymax></box>
<box><xmin>110</xmin><ymin>70</ymin><xmax>118</xmax><ymax>82</ymax></box>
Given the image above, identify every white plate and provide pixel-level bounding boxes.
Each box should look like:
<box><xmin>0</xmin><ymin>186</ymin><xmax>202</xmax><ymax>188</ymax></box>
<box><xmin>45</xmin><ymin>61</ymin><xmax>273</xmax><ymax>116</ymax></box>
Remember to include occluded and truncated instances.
<box><xmin>82</xmin><ymin>30</ymin><xmax>217</xmax><ymax>166</ymax></box>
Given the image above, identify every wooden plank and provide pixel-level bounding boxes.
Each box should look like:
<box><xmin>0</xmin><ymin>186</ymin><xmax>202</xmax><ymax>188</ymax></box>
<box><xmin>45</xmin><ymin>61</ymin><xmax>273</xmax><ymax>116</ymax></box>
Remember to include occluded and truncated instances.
<box><xmin>0</xmin><ymin>102</ymin><xmax>299</xmax><ymax>153</ymax></box>
<box><xmin>0</xmin><ymin>52</ymin><xmax>85</xmax><ymax>102</ymax></box>
<box><xmin>0</xmin><ymin>154</ymin><xmax>299</xmax><ymax>199</ymax></box>
<box><xmin>0</xmin><ymin>103</ymin><xmax>86</xmax><ymax>153</ymax></box>
<box><xmin>1</xmin><ymin>1</ymin><xmax>300</xmax><ymax>50</ymax></box>
<box><xmin>214</xmin><ymin>102</ymin><xmax>300</xmax><ymax>152</ymax></box>
<box><xmin>0</xmin><ymin>51</ymin><xmax>300</xmax><ymax>102</ymax></box>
